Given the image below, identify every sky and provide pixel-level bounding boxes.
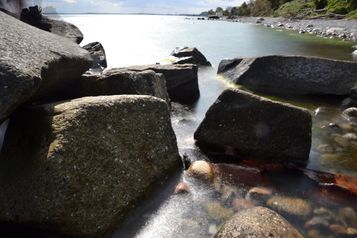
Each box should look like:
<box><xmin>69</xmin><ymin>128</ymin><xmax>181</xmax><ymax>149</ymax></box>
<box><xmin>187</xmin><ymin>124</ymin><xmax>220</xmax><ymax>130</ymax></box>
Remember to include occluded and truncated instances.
<box><xmin>28</xmin><ymin>0</ymin><xmax>246</xmax><ymax>14</ymax></box>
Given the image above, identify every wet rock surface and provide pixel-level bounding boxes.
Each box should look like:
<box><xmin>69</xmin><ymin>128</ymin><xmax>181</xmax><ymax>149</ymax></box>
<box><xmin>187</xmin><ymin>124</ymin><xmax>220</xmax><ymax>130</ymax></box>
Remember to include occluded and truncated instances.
<box><xmin>124</xmin><ymin>64</ymin><xmax>199</xmax><ymax>104</ymax></box>
<box><xmin>218</xmin><ymin>55</ymin><xmax>357</xmax><ymax>96</ymax></box>
<box><xmin>186</xmin><ymin>160</ymin><xmax>214</xmax><ymax>182</ymax></box>
<box><xmin>0</xmin><ymin>11</ymin><xmax>92</xmax><ymax>123</ymax></box>
<box><xmin>0</xmin><ymin>95</ymin><xmax>181</xmax><ymax>238</ymax></box>
<box><xmin>215</xmin><ymin>207</ymin><xmax>304</xmax><ymax>238</ymax></box>
<box><xmin>267</xmin><ymin>196</ymin><xmax>313</xmax><ymax>218</ymax></box>
<box><xmin>194</xmin><ymin>88</ymin><xmax>312</xmax><ymax>163</ymax></box>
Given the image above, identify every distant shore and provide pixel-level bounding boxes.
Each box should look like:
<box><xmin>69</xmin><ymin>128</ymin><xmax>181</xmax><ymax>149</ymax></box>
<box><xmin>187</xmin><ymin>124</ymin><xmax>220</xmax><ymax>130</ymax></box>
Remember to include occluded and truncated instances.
<box><xmin>230</xmin><ymin>17</ymin><xmax>357</xmax><ymax>42</ymax></box>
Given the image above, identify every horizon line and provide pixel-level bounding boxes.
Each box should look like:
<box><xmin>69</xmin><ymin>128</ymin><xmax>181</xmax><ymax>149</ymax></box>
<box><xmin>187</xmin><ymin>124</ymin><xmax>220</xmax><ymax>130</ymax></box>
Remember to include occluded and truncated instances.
<box><xmin>44</xmin><ymin>12</ymin><xmax>202</xmax><ymax>16</ymax></box>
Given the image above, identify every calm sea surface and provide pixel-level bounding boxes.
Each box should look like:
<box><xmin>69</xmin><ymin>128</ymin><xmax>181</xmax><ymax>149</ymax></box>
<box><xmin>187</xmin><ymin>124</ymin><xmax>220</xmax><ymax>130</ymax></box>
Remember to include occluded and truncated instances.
<box><xmin>13</xmin><ymin>14</ymin><xmax>357</xmax><ymax>238</ymax></box>
<box><xmin>58</xmin><ymin>14</ymin><xmax>354</xmax><ymax>67</ymax></box>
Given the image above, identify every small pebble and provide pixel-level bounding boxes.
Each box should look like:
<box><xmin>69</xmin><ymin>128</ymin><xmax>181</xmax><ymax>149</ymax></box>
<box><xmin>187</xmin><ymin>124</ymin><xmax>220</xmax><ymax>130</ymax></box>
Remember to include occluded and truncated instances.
<box><xmin>317</xmin><ymin>144</ymin><xmax>335</xmax><ymax>154</ymax></box>
<box><xmin>186</xmin><ymin>160</ymin><xmax>213</xmax><ymax>182</ymax></box>
<box><xmin>245</xmin><ymin>187</ymin><xmax>273</xmax><ymax>202</ymax></box>
<box><xmin>307</xmin><ymin>229</ymin><xmax>323</xmax><ymax>238</ymax></box>
<box><xmin>347</xmin><ymin>227</ymin><xmax>357</xmax><ymax>235</ymax></box>
<box><xmin>330</xmin><ymin>224</ymin><xmax>347</xmax><ymax>234</ymax></box>
<box><xmin>304</xmin><ymin>217</ymin><xmax>329</xmax><ymax>229</ymax></box>
<box><xmin>208</xmin><ymin>224</ymin><xmax>218</xmax><ymax>235</ymax></box>
<box><xmin>339</xmin><ymin>123</ymin><xmax>353</xmax><ymax>132</ymax></box>
<box><xmin>174</xmin><ymin>182</ymin><xmax>191</xmax><ymax>194</ymax></box>
<box><xmin>266</xmin><ymin>196</ymin><xmax>312</xmax><ymax>218</ymax></box>
<box><xmin>343</xmin><ymin>133</ymin><xmax>357</xmax><ymax>141</ymax></box>
<box><xmin>339</xmin><ymin>207</ymin><xmax>357</xmax><ymax>227</ymax></box>
<box><xmin>334</xmin><ymin>136</ymin><xmax>350</xmax><ymax>148</ymax></box>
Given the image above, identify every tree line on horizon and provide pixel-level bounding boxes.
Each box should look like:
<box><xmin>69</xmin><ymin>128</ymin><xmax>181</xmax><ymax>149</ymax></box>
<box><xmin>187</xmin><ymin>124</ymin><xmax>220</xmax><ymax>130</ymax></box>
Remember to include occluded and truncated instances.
<box><xmin>200</xmin><ymin>0</ymin><xmax>357</xmax><ymax>19</ymax></box>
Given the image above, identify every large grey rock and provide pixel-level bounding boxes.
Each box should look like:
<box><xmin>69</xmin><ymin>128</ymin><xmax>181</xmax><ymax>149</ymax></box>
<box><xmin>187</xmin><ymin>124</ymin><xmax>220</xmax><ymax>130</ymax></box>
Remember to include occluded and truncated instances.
<box><xmin>218</xmin><ymin>55</ymin><xmax>357</xmax><ymax>96</ymax></box>
<box><xmin>68</xmin><ymin>69</ymin><xmax>170</xmax><ymax>103</ymax></box>
<box><xmin>0</xmin><ymin>95</ymin><xmax>181</xmax><ymax>238</ymax></box>
<box><xmin>0</xmin><ymin>11</ymin><xmax>92</xmax><ymax>123</ymax></box>
<box><xmin>125</xmin><ymin>64</ymin><xmax>199</xmax><ymax>104</ymax></box>
<box><xmin>215</xmin><ymin>207</ymin><xmax>304</xmax><ymax>238</ymax></box>
<box><xmin>171</xmin><ymin>47</ymin><xmax>211</xmax><ymax>66</ymax></box>
<box><xmin>194</xmin><ymin>89</ymin><xmax>312</xmax><ymax>164</ymax></box>
<box><xmin>21</xmin><ymin>6</ymin><xmax>83</xmax><ymax>43</ymax></box>
<box><xmin>83</xmin><ymin>42</ymin><xmax>107</xmax><ymax>69</ymax></box>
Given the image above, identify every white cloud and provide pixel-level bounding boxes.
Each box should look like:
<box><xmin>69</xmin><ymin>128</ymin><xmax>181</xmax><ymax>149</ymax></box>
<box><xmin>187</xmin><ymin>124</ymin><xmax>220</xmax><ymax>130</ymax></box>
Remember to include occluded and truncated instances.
<box><xmin>63</xmin><ymin>0</ymin><xmax>77</xmax><ymax>4</ymax></box>
<box><xmin>89</xmin><ymin>0</ymin><xmax>123</xmax><ymax>12</ymax></box>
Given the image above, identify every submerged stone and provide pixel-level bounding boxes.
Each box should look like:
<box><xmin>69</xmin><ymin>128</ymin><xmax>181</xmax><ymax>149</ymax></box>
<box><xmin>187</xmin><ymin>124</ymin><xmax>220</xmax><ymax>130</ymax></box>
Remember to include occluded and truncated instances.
<box><xmin>215</xmin><ymin>207</ymin><xmax>304</xmax><ymax>238</ymax></box>
<box><xmin>266</xmin><ymin>196</ymin><xmax>313</xmax><ymax>218</ymax></box>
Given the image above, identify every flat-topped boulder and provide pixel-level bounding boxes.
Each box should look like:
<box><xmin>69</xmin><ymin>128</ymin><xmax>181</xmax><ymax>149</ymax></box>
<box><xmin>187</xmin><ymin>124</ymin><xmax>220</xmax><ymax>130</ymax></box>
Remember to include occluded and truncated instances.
<box><xmin>124</xmin><ymin>64</ymin><xmax>199</xmax><ymax>104</ymax></box>
<box><xmin>171</xmin><ymin>47</ymin><xmax>211</xmax><ymax>66</ymax></box>
<box><xmin>83</xmin><ymin>42</ymin><xmax>107</xmax><ymax>69</ymax></box>
<box><xmin>0</xmin><ymin>95</ymin><xmax>181</xmax><ymax>238</ymax></box>
<box><xmin>21</xmin><ymin>6</ymin><xmax>84</xmax><ymax>43</ymax></box>
<box><xmin>68</xmin><ymin>69</ymin><xmax>170</xmax><ymax>103</ymax></box>
<box><xmin>218</xmin><ymin>55</ymin><xmax>357</xmax><ymax>96</ymax></box>
<box><xmin>0</xmin><ymin>11</ymin><xmax>92</xmax><ymax>123</ymax></box>
<box><xmin>215</xmin><ymin>207</ymin><xmax>304</xmax><ymax>238</ymax></box>
<box><xmin>194</xmin><ymin>89</ymin><xmax>312</xmax><ymax>164</ymax></box>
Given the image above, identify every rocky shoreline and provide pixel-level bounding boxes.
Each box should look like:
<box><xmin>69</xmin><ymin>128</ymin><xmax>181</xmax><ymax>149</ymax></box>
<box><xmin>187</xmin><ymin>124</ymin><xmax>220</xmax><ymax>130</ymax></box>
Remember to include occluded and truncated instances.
<box><xmin>232</xmin><ymin>17</ymin><xmax>357</xmax><ymax>43</ymax></box>
<box><xmin>1</xmin><ymin>6</ymin><xmax>357</xmax><ymax>238</ymax></box>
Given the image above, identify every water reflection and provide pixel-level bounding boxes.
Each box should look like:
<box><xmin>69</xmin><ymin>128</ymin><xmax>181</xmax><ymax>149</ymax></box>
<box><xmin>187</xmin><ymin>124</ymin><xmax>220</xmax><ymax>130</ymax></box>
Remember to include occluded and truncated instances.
<box><xmin>56</xmin><ymin>15</ymin><xmax>354</xmax><ymax>68</ymax></box>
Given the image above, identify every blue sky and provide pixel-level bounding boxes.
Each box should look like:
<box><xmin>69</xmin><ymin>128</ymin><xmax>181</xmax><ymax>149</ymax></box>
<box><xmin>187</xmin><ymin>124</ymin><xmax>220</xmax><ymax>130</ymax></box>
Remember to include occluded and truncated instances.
<box><xmin>29</xmin><ymin>0</ymin><xmax>245</xmax><ymax>14</ymax></box>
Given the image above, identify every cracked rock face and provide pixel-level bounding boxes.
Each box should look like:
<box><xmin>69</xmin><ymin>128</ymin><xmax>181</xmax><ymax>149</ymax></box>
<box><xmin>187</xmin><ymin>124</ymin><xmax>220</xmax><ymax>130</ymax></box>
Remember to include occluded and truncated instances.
<box><xmin>0</xmin><ymin>11</ymin><xmax>92</xmax><ymax>123</ymax></box>
<box><xmin>0</xmin><ymin>95</ymin><xmax>181</xmax><ymax>238</ymax></box>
